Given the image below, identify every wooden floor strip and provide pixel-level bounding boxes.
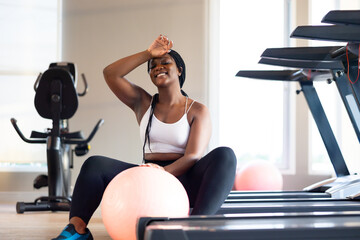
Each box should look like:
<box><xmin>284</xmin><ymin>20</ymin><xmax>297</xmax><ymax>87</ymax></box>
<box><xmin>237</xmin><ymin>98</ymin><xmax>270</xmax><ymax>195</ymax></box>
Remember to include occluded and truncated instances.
<box><xmin>0</xmin><ymin>201</ymin><xmax>111</xmax><ymax>240</ymax></box>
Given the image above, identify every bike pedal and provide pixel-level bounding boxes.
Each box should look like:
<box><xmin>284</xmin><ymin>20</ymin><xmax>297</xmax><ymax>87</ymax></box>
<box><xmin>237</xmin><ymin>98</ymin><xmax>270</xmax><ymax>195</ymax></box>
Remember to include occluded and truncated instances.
<box><xmin>33</xmin><ymin>174</ymin><xmax>48</xmax><ymax>189</ymax></box>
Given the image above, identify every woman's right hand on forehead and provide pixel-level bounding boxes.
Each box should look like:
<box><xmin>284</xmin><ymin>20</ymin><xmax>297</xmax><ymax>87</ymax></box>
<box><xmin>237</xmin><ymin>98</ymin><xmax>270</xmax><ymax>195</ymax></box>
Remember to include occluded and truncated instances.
<box><xmin>147</xmin><ymin>34</ymin><xmax>173</xmax><ymax>58</ymax></box>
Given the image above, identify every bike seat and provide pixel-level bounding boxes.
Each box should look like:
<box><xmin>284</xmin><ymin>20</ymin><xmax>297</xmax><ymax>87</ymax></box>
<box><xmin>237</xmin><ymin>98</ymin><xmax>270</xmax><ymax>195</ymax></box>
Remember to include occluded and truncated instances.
<box><xmin>34</xmin><ymin>63</ymin><xmax>78</xmax><ymax>120</ymax></box>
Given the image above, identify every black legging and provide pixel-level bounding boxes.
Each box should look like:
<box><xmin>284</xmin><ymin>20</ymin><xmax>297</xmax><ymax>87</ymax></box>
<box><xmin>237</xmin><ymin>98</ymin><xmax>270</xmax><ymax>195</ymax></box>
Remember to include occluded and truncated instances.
<box><xmin>70</xmin><ymin>147</ymin><xmax>236</xmax><ymax>224</ymax></box>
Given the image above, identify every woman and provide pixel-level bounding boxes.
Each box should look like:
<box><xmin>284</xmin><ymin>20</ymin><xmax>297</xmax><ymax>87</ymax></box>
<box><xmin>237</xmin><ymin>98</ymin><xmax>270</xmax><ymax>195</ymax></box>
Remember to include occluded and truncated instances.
<box><xmin>53</xmin><ymin>35</ymin><xmax>236</xmax><ymax>240</ymax></box>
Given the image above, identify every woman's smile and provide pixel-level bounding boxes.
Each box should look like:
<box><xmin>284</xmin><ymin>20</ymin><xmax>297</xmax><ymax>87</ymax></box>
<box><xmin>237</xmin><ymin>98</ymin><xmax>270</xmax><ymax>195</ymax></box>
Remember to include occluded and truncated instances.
<box><xmin>155</xmin><ymin>72</ymin><xmax>168</xmax><ymax>78</ymax></box>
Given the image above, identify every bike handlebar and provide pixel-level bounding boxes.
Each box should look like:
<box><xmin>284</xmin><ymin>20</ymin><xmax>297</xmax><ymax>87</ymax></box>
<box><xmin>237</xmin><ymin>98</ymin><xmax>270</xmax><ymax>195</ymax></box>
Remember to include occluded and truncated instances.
<box><xmin>10</xmin><ymin>118</ymin><xmax>104</xmax><ymax>145</ymax></box>
<box><xmin>64</xmin><ymin>119</ymin><xmax>104</xmax><ymax>144</ymax></box>
<box><xmin>77</xmin><ymin>73</ymin><xmax>89</xmax><ymax>97</ymax></box>
<box><xmin>11</xmin><ymin>118</ymin><xmax>46</xmax><ymax>144</ymax></box>
<box><xmin>33</xmin><ymin>72</ymin><xmax>88</xmax><ymax>97</ymax></box>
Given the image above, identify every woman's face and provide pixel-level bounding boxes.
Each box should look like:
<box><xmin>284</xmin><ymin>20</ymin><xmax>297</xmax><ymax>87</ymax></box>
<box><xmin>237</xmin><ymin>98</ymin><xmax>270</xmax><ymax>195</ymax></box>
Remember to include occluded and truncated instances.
<box><xmin>148</xmin><ymin>54</ymin><xmax>181</xmax><ymax>88</ymax></box>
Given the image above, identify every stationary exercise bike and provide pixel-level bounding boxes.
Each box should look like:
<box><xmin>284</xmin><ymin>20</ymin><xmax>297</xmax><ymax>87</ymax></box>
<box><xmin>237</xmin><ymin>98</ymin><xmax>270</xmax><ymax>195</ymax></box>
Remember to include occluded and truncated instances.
<box><xmin>11</xmin><ymin>62</ymin><xmax>104</xmax><ymax>213</ymax></box>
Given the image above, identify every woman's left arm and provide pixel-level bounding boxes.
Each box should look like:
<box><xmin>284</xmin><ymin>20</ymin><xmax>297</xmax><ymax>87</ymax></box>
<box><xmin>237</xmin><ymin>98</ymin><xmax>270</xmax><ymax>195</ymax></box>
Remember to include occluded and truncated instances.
<box><xmin>164</xmin><ymin>103</ymin><xmax>212</xmax><ymax>176</ymax></box>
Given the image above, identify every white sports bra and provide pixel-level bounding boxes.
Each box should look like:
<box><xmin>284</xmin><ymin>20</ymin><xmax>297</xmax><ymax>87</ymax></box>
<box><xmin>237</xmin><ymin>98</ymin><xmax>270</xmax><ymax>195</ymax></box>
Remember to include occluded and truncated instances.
<box><xmin>139</xmin><ymin>97</ymin><xmax>195</xmax><ymax>154</ymax></box>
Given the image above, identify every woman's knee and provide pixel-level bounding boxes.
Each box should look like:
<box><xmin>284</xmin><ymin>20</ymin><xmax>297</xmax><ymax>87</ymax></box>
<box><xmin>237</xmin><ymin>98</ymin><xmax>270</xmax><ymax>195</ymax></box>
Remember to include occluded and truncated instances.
<box><xmin>80</xmin><ymin>155</ymin><xmax>106</xmax><ymax>174</ymax></box>
<box><xmin>210</xmin><ymin>147</ymin><xmax>237</xmax><ymax>169</ymax></box>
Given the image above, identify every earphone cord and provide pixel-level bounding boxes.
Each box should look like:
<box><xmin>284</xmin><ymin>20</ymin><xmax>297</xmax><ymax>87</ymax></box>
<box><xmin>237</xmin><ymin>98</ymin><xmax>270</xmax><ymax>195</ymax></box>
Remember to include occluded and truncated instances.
<box><xmin>346</xmin><ymin>43</ymin><xmax>360</xmax><ymax>84</ymax></box>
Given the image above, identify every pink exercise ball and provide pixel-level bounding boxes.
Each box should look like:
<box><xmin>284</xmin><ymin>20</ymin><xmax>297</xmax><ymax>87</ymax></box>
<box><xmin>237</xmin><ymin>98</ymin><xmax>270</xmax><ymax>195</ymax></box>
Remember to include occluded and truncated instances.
<box><xmin>101</xmin><ymin>166</ymin><xmax>189</xmax><ymax>240</ymax></box>
<box><xmin>234</xmin><ymin>160</ymin><xmax>283</xmax><ymax>191</ymax></box>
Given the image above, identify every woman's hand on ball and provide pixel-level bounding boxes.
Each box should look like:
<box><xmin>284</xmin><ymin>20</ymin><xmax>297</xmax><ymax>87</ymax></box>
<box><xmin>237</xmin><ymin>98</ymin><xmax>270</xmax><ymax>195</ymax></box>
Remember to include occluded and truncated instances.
<box><xmin>140</xmin><ymin>163</ymin><xmax>165</xmax><ymax>171</ymax></box>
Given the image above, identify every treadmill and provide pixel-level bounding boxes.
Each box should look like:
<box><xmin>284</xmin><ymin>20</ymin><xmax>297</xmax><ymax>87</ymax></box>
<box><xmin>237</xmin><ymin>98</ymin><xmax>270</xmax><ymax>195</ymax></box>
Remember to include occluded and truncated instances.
<box><xmin>227</xmin><ymin>66</ymin><xmax>359</xmax><ymax>201</ymax></box>
<box><xmin>138</xmin><ymin>10</ymin><xmax>360</xmax><ymax>239</ymax></box>
<box><xmin>221</xmin><ymin>68</ymin><xmax>360</xmax><ymax>213</ymax></box>
<box><xmin>227</xmin><ymin>10</ymin><xmax>360</xmax><ymax>201</ymax></box>
<box><xmin>138</xmin><ymin>212</ymin><xmax>360</xmax><ymax>240</ymax></box>
<box><xmin>222</xmin><ymin>10</ymin><xmax>360</xmax><ymax>211</ymax></box>
<box><xmin>227</xmin><ymin>69</ymin><xmax>356</xmax><ymax>201</ymax></box>
<box><xmin>222</xmin><ymin>72</ymin><xmax>360</xmax><ymax>211</ymax></box>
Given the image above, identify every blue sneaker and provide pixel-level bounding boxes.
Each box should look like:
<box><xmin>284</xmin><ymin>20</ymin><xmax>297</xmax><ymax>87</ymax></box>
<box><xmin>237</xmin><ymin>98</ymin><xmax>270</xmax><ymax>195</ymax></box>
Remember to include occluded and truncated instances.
<box><xmin>52</xmin><ymin>224</ymin><xmax>93</xmax><ymax>240</ymax></box>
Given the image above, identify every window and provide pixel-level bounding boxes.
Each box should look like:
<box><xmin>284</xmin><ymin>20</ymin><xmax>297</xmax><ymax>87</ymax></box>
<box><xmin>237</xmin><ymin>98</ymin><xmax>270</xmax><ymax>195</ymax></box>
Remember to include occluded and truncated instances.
<box><xmin>217</xmin><ymin>0</ymin><xmax>293</xmax><ymax>171</ymax></box>
<box><xmin>0</xmin><ymin>0</ymin><xmax>61</xmax><ymax>171</ymax></box>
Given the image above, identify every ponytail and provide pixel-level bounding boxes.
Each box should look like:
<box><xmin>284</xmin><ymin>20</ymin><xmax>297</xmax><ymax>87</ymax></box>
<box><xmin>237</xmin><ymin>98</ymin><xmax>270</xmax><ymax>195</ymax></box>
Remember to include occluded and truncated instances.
<box><xmin>142</xmin><ymin>93</ymin><xmax>158</xmax><ymax>159</ymax></box>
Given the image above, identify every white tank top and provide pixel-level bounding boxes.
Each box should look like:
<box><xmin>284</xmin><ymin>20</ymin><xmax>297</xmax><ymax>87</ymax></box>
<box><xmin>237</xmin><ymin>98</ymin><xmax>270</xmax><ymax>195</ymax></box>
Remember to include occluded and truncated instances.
<box><xmin>139</xmin><ymin>97</ymin><xmax>195</xmax><ymax>154</ymax></box>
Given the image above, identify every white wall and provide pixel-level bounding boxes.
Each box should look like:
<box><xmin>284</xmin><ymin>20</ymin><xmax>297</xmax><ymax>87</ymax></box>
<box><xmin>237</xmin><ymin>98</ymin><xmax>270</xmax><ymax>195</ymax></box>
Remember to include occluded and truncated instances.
<box><xmin>61</xmin><ymin>0</ymin><xmax>207</xmax><ymax>185</ymax></box>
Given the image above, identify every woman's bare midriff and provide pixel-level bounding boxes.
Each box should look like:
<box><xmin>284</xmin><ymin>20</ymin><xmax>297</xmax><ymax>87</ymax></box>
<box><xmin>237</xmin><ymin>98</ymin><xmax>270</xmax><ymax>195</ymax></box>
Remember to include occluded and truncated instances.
<box><xmin>144</xmin><ymin>152</ymin><xmax>183</xmax><ymax>161</ymax></box>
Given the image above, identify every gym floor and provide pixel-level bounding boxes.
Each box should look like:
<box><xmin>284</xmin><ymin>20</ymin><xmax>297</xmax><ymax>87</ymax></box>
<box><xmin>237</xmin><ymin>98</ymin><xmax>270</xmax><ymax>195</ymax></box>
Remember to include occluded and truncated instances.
<box><xmin>0</xmin><ymin>200</ymin><xmax>111</xmax><ymax>240</ymax></box>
